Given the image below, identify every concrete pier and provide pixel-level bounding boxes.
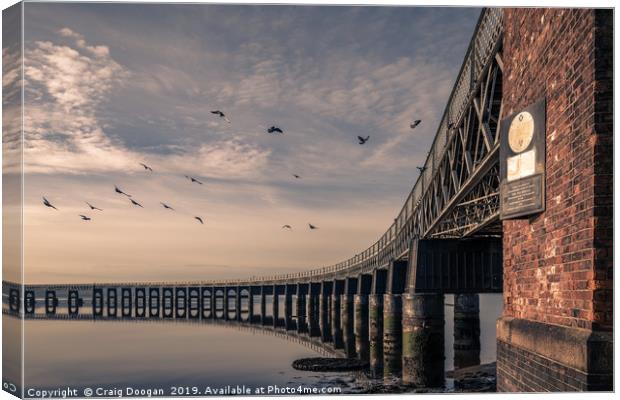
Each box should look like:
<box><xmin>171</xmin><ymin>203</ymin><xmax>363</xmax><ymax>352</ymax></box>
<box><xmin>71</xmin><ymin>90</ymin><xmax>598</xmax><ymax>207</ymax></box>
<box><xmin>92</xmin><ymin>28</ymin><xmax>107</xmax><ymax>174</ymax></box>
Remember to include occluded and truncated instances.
<box><xmin>331</xmin><ymin>280</ymin><xmax>344</xmax><ymax>348</ymax></box>
<box><xmin>453</xmin><ymin>294</ymin><xmax>480</xmax><ymax>369</ymax></box>
<box><xmin>383</xmin><ymin>294</ymin><xmax>402</xmax><ymax>378</ymax></box>
<box><xmin>368</xmin><ymin>268</ymin><xmax>387</xmax><ymax>376</ymax></box>
<box><xmin>341</xmin><ymin>277</ymin><xmax>358</xmax><ymax>358</ymax></box>
<box><xmin>108</xmin><ymin>288</ymin><xmax>118</xmax><ymax>317</ymax></box>
<box><xmin>402</xmin><ymin>292</ymin><xmax>444</xmax><ymax>388</ymax></box>
<box><xmin>330</xmin><ymin>294</ymin><xmax>343</xmax><ymax>348</ymax></box>
<box><xmin>247</xmin><ymin>288</ymin><xmax>254</xmax><ymax>323</ymax></box>
<box><xmin>260</xmin><ymin>287</ymin><xmax>267</xmax><ymax>325</ymax></box>
<box><xmin>93</xmin><ymin>288</ymin><xmax>103</xmax><ymax>316</ymax></box>
<box><xmin>341</xmin><ymin>294</ymin><xmax>356</xmax><ymax>357</ymax></box>
<box><xmin>354</xmin><ymin>274</ymin><xmax>372</xmax><ymax>361</ymax></box>
<box><xmin>235</xmin><ymin>288</ymin><xmax>242</xmax><ymax>321</ymax></box>
<box><xmin>307</xmin><ymin>283</ymin><xmax>321</xmax><ymax>337</ymax></box>
<box><xmin>149</xmin><ymin>288</ymin><xmax>160</xmax><ymax>318</ymax></box>
<box><xmin>354</xmin><ymin>294</ymin><xmax>369</xmax><ymax>361</ymax></box>
<box><xmin>272</xmin><ymin>286</ymin><xmax>280</xmax><ymax>327</ymax></box>
<box><xmin>284</xmin><ymin>285</ymin><xmax>294</xmax><ymax>330</ymax></box>
<box><xmin>319</xmin><ymin>281</ymin><xmax>332</xmax><ymax>342</ymax></box>
<box><xmin>296</xmin><ymin>283</ymin><xmax>307</xmax><ymax>333</ymax></box>
<box><xmin>223</xmin><ymin>289</ymin><xmax>230</xmax><ymax>321</ymax></box>
<box><xmin>369</xmin><ymin>294</ymin><xmax>384</xmax><ymax>376</ymax></box>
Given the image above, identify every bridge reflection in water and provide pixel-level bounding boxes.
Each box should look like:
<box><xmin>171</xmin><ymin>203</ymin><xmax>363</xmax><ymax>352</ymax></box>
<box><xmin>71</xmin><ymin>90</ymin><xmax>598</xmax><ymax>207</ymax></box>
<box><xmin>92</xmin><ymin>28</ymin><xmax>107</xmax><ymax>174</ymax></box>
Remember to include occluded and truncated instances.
<box><xmin>3</xmin><ymin>282</ymin><xmax>490</xmax><ymax>386</ymax></box>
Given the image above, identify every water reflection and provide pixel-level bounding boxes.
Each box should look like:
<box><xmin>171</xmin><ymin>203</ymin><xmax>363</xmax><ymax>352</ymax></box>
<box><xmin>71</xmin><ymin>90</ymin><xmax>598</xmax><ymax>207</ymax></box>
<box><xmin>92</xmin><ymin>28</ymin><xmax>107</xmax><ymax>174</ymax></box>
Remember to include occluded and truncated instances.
<box><xmin>3</xmin><ymin>293</ymin><xmax>502</xmax><ymax>395</ymax></box>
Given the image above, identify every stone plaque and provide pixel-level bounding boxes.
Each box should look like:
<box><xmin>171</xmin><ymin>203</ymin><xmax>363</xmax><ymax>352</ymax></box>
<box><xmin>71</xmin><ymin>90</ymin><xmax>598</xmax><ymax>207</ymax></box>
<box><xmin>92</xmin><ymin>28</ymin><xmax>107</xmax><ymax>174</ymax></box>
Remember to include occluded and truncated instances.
<box><xmin>500</xmin><ymin>99</ymin><xmax>546</xmax><ymax>219</ymax></box>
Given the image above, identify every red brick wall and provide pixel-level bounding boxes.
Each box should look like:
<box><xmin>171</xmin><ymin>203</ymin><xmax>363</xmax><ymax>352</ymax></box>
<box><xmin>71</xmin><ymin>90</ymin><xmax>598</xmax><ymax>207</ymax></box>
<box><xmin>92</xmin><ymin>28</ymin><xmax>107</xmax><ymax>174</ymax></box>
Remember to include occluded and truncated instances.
<box><xmin>502</xmin><ymin>8</ymin><xmax>613</xmax><ymax>331</ymax></box>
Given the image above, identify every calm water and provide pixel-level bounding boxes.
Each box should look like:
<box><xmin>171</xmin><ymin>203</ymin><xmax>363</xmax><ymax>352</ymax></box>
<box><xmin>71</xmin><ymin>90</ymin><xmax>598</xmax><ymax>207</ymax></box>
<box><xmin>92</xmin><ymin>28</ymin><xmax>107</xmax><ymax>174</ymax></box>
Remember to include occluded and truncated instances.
<box><xmin>3</xmin><ymin>294</ymin><xmax>502</xmax><ymax>396</ymax></box>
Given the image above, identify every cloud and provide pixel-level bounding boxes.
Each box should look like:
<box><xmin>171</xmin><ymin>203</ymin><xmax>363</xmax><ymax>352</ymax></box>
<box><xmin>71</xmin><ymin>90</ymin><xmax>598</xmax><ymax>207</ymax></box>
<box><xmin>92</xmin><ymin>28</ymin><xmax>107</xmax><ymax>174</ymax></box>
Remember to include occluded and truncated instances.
<box><xmin>20</xmin><ymin>29</ymin><xmax>270</xmax><ymax>178</ymax></box>
<box><xmin>58</xmin><ymin>27</ymin><xmax>110</xmax><ymax>57</ymax></box>
<box><xmin>2</xmin><ymin>46</ymin><xmax>23</xmax><ymax>171</ymax></box>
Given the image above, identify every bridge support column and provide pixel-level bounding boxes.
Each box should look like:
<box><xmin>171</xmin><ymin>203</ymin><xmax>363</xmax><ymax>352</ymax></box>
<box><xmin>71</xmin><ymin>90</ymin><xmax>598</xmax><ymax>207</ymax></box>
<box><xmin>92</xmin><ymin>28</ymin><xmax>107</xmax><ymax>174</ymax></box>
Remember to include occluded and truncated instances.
<box><xmin>453</xmin><ymin>294</ymin><xmax>480</xmax><ymax>370</ymax></box>
<box><xmin>224</xmin><ymin>288</ymin><xmax>230</xmax><ymax>321</ymax></box>
<box><xmin>383</xmin><ymin>294</ymin><xmax>402</xmax><ymax>378</ymax></box>
<box><xmin>247</xmin><ymin>287</ymin><xmax>255</xmax><ymax>323</ymax></box>
<box><xmin>284</xmin><ymin>285</ymin><xmax>294</xmax><ymax>330</ymax></box>
<box><xmin>402</xmin><ymin>292</ymin><xmax>445</xmax><ymax>388</ymax></box>
<box><xmin>319</xmin><ymin>281</ymin><xmax>332</xmax><ymax>342</ymax></box>
<box><xmin>354</xmin><ymin>274</ymin><xmax>372</xmax><ymax>361</ymax></box>
<box><xmin>235</xmin><ymin>287</ymin><xmax>242</xmax><ymax>322</ymax></box>
<box><xmin>331</xmin><ymin>280</ymin><xmax>345</xmax><ymax>349</ymax></box>
<box><xmin>341</xmin><ymin>277</ymin><xmax>358</xmax><ymax>358</ymax></box>
<box><xmin>369</xmin><ymin>294</ymin><xmax>384</xmax><ymax>376</ymax></box>
<box><xmin>383</xmin><ymin>260</ymin><xmax>407</xmax><ymax>379</ymax></box>
<box><xmin>307</xmin><ymin>283</ymin><xmax>321</xmax><ymax>337</ymax></box>
<box><xmin>272</xmin><ymin>285</ymin><xmax>281</xmax><ymax>328</ymax></box>
<box><xmin>369</xmin><ymin>269</ymin><xmax>387</xmax><ymax>377</ymax></box>
<box><xmin>211</xmin><ymin>288</ymin><xmax>217</xmax><ymax>320</ymax></box>
<box><xmin>296</xmin><ymin>283</ymin><xmax>308</xmax><ymax>333</ymax></box>
<box><xmin>260</xmin><ymin>286</ymin><xmax>267</xmax><ymax>325</ymax></box>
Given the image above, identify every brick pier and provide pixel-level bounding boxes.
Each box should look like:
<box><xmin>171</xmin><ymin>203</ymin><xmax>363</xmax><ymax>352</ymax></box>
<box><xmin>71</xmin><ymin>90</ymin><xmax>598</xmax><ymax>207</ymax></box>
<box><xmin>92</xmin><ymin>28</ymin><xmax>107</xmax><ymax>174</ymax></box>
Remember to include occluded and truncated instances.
<box><xmin>498</xmin><ymin>8</ymin><xmax>613</xmax><ymax>391</ymax></box>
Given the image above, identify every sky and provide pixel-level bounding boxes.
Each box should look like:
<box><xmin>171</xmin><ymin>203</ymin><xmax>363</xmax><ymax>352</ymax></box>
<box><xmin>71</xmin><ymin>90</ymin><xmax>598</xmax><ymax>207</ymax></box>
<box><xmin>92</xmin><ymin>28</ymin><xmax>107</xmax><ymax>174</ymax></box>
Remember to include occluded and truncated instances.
<box><xmin>4</xmin><ymin>3</ymin><xmax>481</xmax><ymax>283</ymax></box>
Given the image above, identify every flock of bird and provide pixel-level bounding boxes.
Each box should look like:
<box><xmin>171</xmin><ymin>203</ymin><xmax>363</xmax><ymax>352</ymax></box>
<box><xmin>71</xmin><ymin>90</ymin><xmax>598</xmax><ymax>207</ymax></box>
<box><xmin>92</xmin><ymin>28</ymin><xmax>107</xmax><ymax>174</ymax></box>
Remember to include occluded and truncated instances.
<box><xmin>42</xmin><ymin>110</ymin><xmax>424</xmax><ymax>230</ymax></box>
<box><xmin>42</xmin><ymin>169</ymin><xmax>205</xmax><ymax>225</ymax></box>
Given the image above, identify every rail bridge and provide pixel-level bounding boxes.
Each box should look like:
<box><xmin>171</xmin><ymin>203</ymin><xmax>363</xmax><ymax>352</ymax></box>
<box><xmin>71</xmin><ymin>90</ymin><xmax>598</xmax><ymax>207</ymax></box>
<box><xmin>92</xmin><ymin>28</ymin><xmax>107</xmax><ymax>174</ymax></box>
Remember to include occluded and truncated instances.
<box><xmin>3</xmin><ymin>7</ymin><xmax>613</xmax><ymax>392</ymax></box>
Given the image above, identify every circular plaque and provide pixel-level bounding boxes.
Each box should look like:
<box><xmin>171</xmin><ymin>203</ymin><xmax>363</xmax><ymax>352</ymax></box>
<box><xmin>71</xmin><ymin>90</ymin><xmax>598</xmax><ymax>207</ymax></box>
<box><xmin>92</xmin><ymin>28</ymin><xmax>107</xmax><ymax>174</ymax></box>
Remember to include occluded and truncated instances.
<box><xmin>508</xmin><ymin>111</ymin><xmax>534</xmax><ymax>153</ymax></box>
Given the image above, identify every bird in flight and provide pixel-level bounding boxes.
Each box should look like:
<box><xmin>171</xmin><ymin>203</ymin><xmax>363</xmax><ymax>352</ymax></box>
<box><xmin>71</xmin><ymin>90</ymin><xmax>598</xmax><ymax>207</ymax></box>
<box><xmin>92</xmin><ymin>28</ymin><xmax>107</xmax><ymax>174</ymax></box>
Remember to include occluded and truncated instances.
<box><xmin>79</xmin><ymin>215</ymin><xmax>91</xmax><ymax>221</ymax></box>
<box><xmin>357</xmin><ymin>136</ymin><xmax>370</xmax><ymax>145</ymax></box>
<box><xmin>42</xmin><ymin>197</ymin><xmax>58</xmax><ymax>210</ymax></box>
<box><xmin>417</xmin><ymin>166</ymin><xmax>427</xmax><ymax>173</ymax></box>
<box><xmin>85</xmin><ymin>202</ymin><xmax>103</xmax><ymax>211</ymax></box>
<box><xmin>410</xmin><ymin>120</ymin><xmax>422</xmax><ymax>129</ymax></box>
<box><xmin>308</xmin><ymin>223</ymin><xmax>318</xmax><ymax>230</ymax></box>
<box><xmin>130</xmin><ymin>199</ymin><xmax>144</xmax><ymax>208</ymax></box>
<box><xmin>115</xmin><ymin>186</ymin><xmax>132</xmax><ymax>197</ymax></box>
<box><xmin>282</xmin><ymin>225</ymin><xmax>292</xmax><ymax>229</ymax></box>
<box><xmin>194</xmin><ymin>216</ymin><xmax>204</xmax><ymax>224</ymax></box>
<box><xmin>292</xmin><ymin>174</ymin><xmax>301</xmax><ymax>179</ymax></box>
<box><xmin>185</xmin><ymin>175</ymin><xmax>204</xmax><ymax>185</ymax></box>
<box><xmin>139</xmin><ymin>163</ymin><xmax>153</xmax><ymax>172</ymax></box>
<box><xmin>267</xmin><ymin>126</ymin><xmax>283</xmax><ymax>134</ymax></box>
<box><xmin>210</xmin><ymin>110</ymin><xmax>230</xmax><ymax>123</ymax></box>
<box><xmin>160</xmin><ymin>202</ymin><xmax>174</xmax><ymax>210</ymax></box>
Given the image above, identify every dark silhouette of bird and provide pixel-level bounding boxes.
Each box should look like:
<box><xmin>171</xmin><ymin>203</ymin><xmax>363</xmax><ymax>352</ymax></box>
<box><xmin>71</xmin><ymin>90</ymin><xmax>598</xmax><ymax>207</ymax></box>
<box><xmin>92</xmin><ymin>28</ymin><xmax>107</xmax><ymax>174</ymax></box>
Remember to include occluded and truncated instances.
<box><xmin>293</xmin><ymin>174</ymin><xmax>301</xmax><ymax>179</ymax></box>
<box><xmin>357</xmin><ymin>136</ymin><xmax>370</xmax><ymax>145</ymax></box>
<box><xmin>210</xmin><ymin>110</ymin><xmax>230</xmax><ymax>123</ymax></box>
<box><xmin>85</xmin><ymin>202</ymin><xmax>102</xmax><ymax>211</ymax></box>
<box><xmin>410</xmin><ymin>120</ymin><xmax>422</xmax><ymax>129</ymax></box>
<box><xmin>130</xmin><ymin>199</ymin><xmax>144</xmax><ymax>208</ymax></box>
<box><xmin>42</xmin><ymin>197</ymin><xmax>58</xmax><ymax>210</ymax></box>
<box><xmin>115</xmin><ymin>186</ymin><xmax>132</xmax><ymax>197</ymax></box>
<box><xmin>79</xmin><ymin>215</ymin><xmax>91</xmax><ymax>221</ymax></box>
<box><xmin>194</xmin><ymin>216</ymin><xmax>204</xmax><ymax>224</ymax></box>
<box><xmin>139</xmin><ymin>163</ymin><xmax>153</xmax><ymax>172</ymax></box>
<box><xmin>282</xmin><ymin>225</ymin><xmax>292</xmax><ymax>229</ymax></box>
<box><xmin>160</xmin><ymin>202</ymin><xmax>174</xmax><ymax>210</ymax></box>
<box><xmin>417</xmin><ymin>166</ymin><xmax>427</xmax><ymax>173</ymax></box>
<box><xmin>308</xmin><ymin>223</ymin><xmax>318</xmax><ymax>230</ymax></box>
<box><xmin>267</xmin><ymin>126</ymin><xmax>283</xmax><ymax>134</ymax></box>
<box><xmin>448</xmin><ymin>122</ymin><xmax>456</xmax><ymax>129</ymax></box>
<box><xmin>184</xmin><ymin>175</ymin><xmax>203</xmax><ymax>185</ymax></box>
